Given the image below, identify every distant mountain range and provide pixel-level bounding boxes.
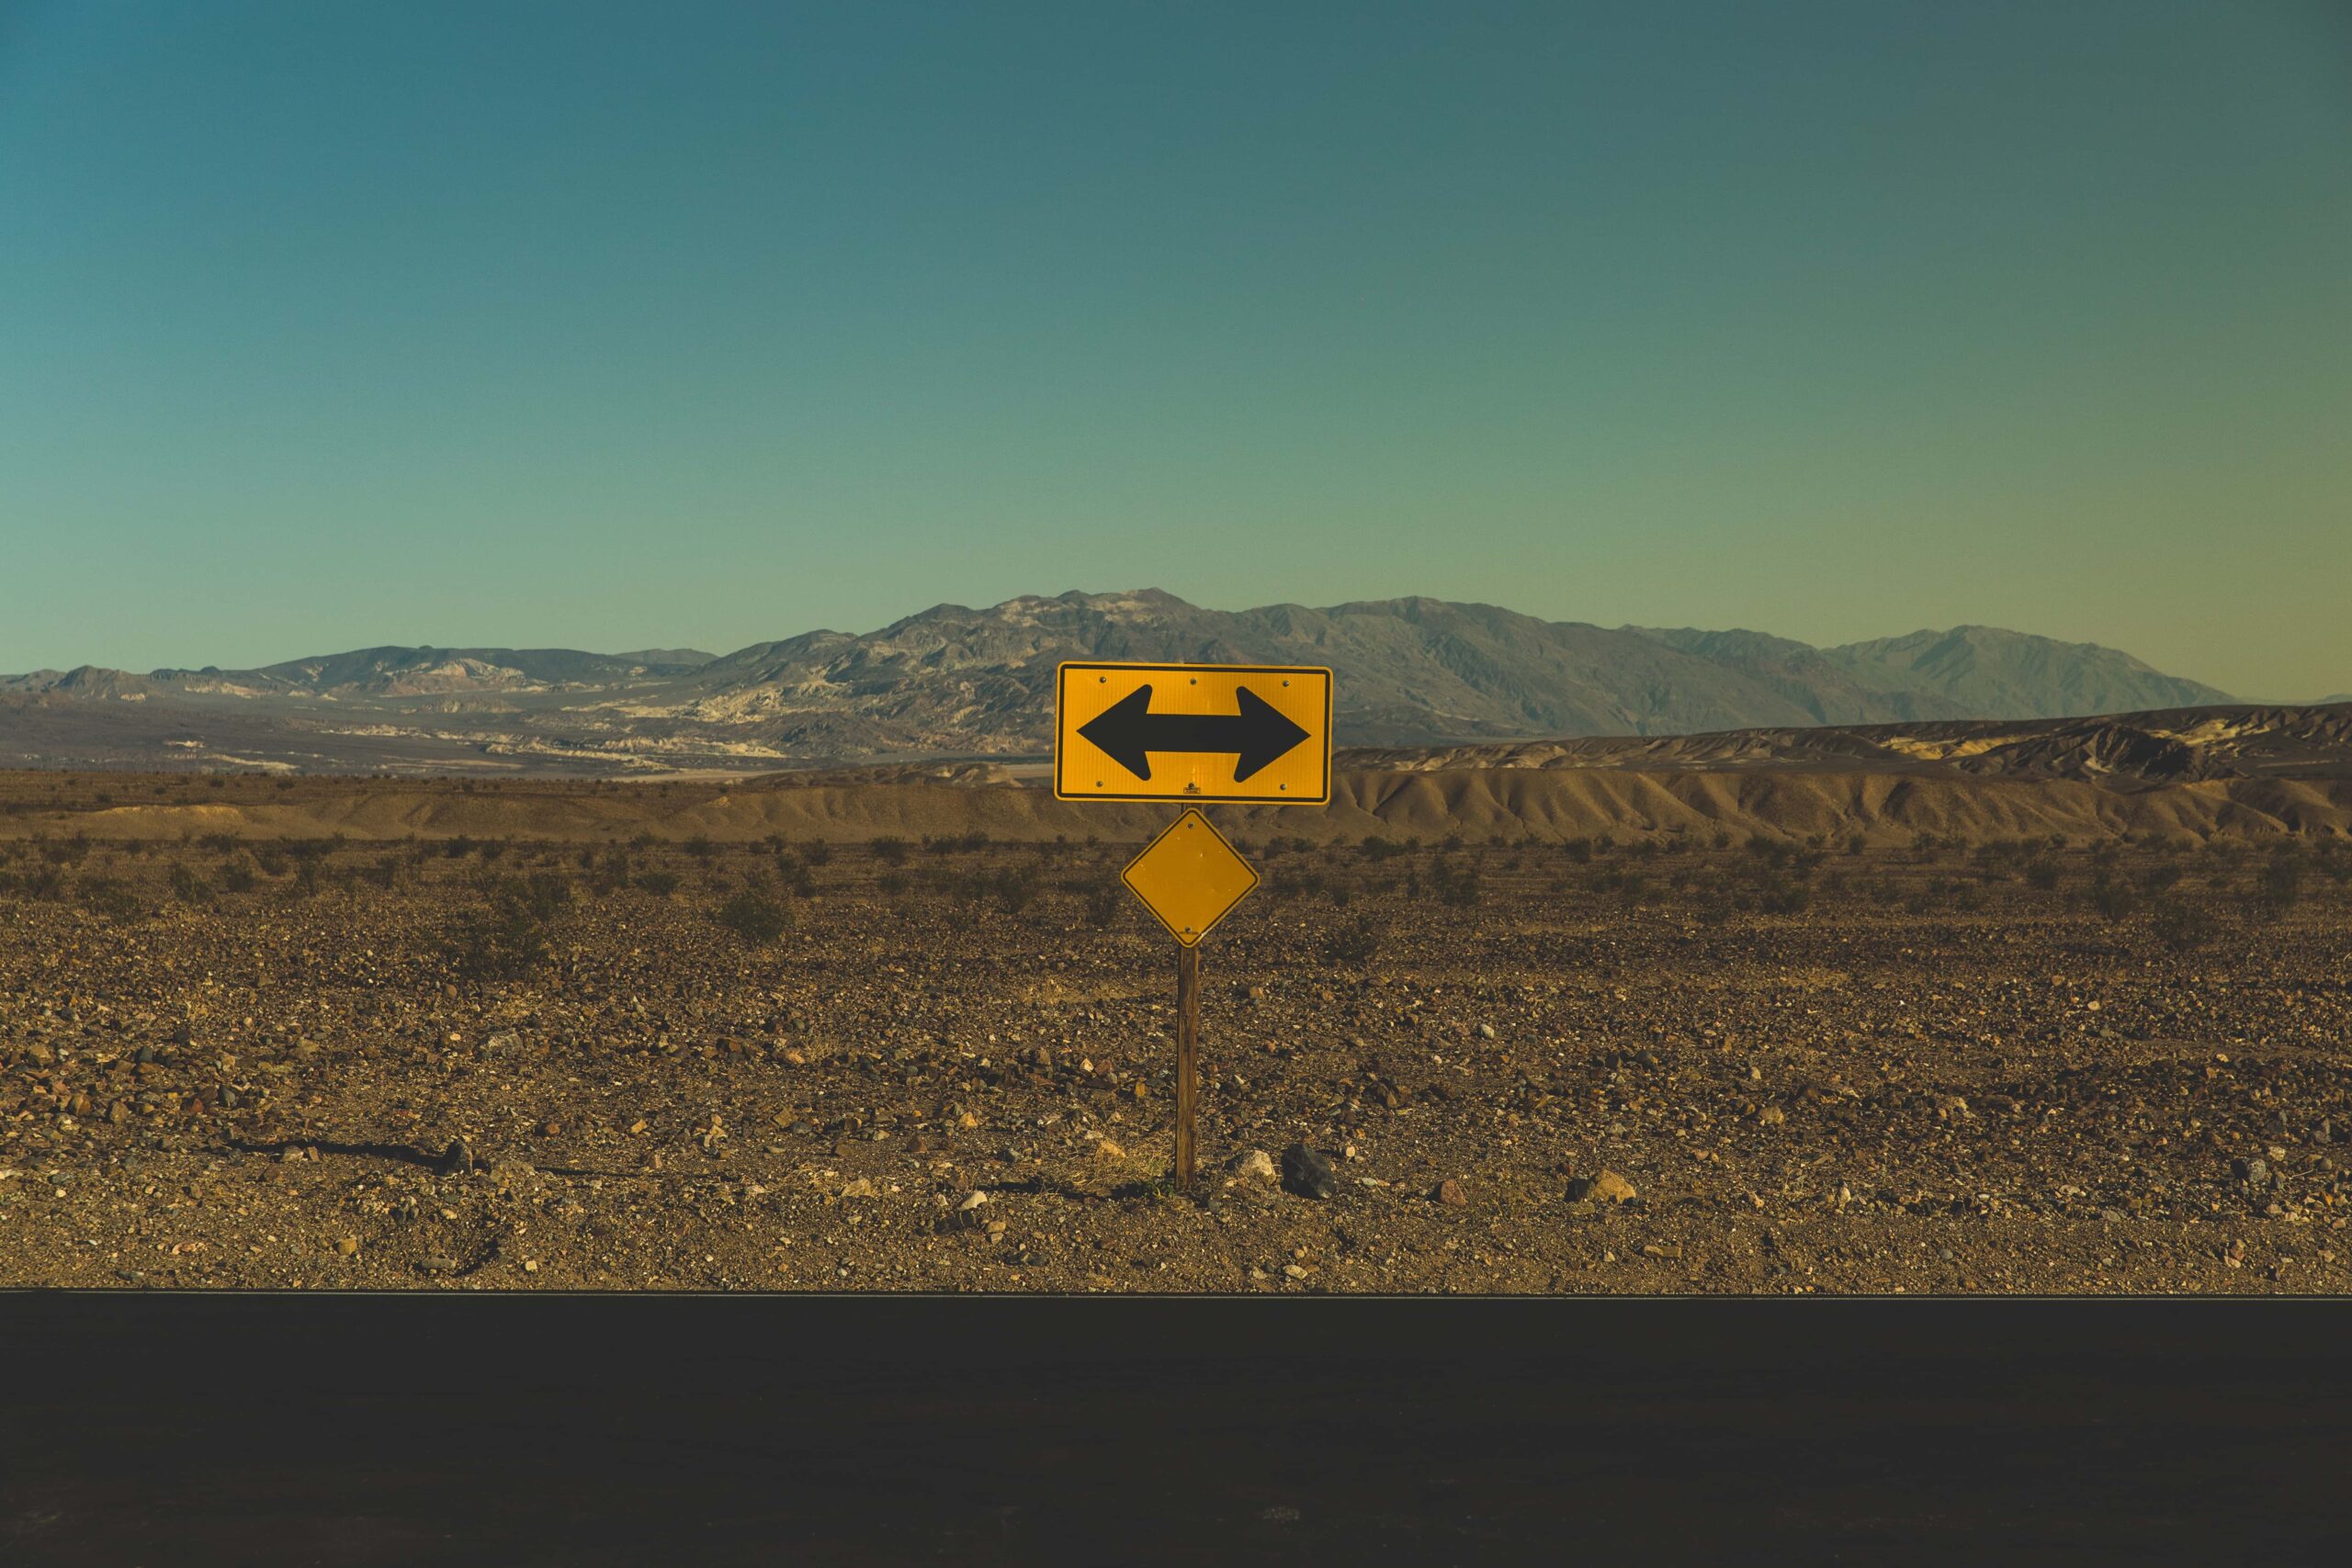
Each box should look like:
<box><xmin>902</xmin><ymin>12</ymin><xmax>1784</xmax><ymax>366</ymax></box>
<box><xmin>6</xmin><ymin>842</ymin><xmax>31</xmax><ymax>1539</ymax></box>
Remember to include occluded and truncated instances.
<box><xmin>0</xmin><ymin>590</ymin><xmax>2253</xmax><ymax>773</ymax></box>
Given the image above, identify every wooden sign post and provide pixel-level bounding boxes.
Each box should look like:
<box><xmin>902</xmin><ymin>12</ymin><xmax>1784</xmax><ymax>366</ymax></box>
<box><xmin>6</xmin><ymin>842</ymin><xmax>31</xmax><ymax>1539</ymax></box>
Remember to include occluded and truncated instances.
<box><xmin>1175</xmin><ymin>945</ymin><xmax>1200</xmax><ymax>1185</ymax></box>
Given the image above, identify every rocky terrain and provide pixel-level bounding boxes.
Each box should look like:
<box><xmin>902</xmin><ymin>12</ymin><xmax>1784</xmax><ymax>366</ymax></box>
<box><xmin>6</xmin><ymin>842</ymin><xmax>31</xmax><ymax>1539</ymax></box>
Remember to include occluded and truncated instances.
<box><xmin>0</xmin><ymin>590</ymin><xmax>2239</xmax><ymax>773</ymax></box>
<box><xmin>3</xmin><ymin>791</ymin><xmax>2347</xmax><ymax>1294</ymax></box>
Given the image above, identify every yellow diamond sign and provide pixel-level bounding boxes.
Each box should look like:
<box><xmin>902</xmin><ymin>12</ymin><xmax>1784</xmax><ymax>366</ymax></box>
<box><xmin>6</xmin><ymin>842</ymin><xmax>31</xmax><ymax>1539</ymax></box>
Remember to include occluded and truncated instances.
<box><xmin>1121</xmin><ymin>809</ymin><xmax>1260</xmax><ymax>947</ymax></box>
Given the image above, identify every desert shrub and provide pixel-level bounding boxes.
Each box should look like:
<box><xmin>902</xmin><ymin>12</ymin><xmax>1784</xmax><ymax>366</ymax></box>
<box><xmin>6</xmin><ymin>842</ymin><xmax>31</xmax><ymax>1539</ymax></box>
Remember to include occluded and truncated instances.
<box><xmin>2150</xmin><ymin>899</ymin><xmax>2220</xmax><ymax>953</ymax></box>
<box><xmin>713</xmin><ymin>880</ymin><xmax>794</xmax><ymax>945</ymax></box>
<box><xmin>80</xmin><ymin>876</ymin><xmax>147</xmax><ymax>922</ymax></box>
<box><xmin>2023</xmin><ymin>859</ymin><xmax>2064</xmax><ymax>891</ymax></box>
<box><xmin>2087</xmin><ymin>872</ymin><xmax>2139</xmax><ymax>922</ymax></box>
<box><xmin>877</xmin><ymin>870</ymin><xmax>909</xmax><ymax>898</ymax></box>
<box><xmin>512</xmin><ymin>870</ymin><xmax>571</xmax><ymax>919</ymax></box>
<box><xmin>19</xmin><ymin>865</ymin><xmax>65</xmax><ymax>901</ymax></box>
<box><xmin>924</xmin><ymin>831</ymin><xmax>989</xmax><ymax>857</ymax></box>
<box><xmin>1325</xmin><ymin>911</ymin><xmax>1381</xmax><ymax>967</ymax></box>
<box><xmin>254</xmin><ymin>847</ymin><xmax>289</xmax><ymax>876</ymax></box>
<box><xmin>589</xmin><ymin>849</ymin><xmax>634</xmax><ymax>895</ymax></box>
<box><xmin>870</xmin><ymin>836</ymin><xmax>910</xmax><ymax>865</ymax></box>
<box><xmin>41</xmin><ymin>835</ymin><xmax>92</xmax><ymax>866</ymax></box>
<box><xmin>635</xmin><ymin>869</ymin><xmax>682</xmax><ymax>897</ymax></box>
<box><xmin>991</xmin><ymin>864</ymin><xmax>1040</xmax><ymax>915</ymax></box>
<box><xmin>1561</xmin><ymin>837</ymin><xmax>1594</xmax><ymax>865</ymax></box>
<box><xmin>198</xmin><ymin>832</ymin><xmax>239</xmax><ymax>855</ymax></box>
<box><xmin>1360</xmin><ymin>836</ymin><xmax>1406</xmax><ymax>862</ymax></box>
<box><xmin>683</xmin><ymin>835</ymin><xmax>718</xmax><ymax>863</ymax></box>
<box><xmin>1072</xmin><ymin>879</ymin><xmax>1114</xmax><ymax>926</ymax></box>
<box><xmin>2134</xmin><ymin>863</ymin><xmax>2185</xmax><ymax>897</ymax></box>
<box><xmin>801</xmin><ymin>839</ymin><xmax>833</xmax><ymax>867</ymax></box>
<box><xmin>1431</xmin><ymin>857</ymin><xmax>1482</xmax><ymax>908</ymax></box>
<box><xmin>2252</xmin><ymin>855</ymin><xmax>2304</xmax><ymax>919</ymax></box>
<box><xmin>359</xmin><ymin>855</ymin><xmax>401</xmax><ymax>890</ymax></box>
<box><xmin>442</xmin><ymin>835</ymin><xmax>476</xmax><ymax>859</ymax></box>
<box><xmin>167</xmin><ymin>863</ymin><xmax>214</xmax><ymax>905</ymax></box>
<box><xmin>220</xmin><ymin>858</ymin><xmax>258</xmax><ymax>895</ymax></box>
<box><xmin>1754</xmin><ymin>877</ymin><xmax>1813</xmax><ymax>916</ymax></box>
<box><xmin>445</xmin><ymin>875</ymin><xmax>562</xmax><ymax>979</ymax></box>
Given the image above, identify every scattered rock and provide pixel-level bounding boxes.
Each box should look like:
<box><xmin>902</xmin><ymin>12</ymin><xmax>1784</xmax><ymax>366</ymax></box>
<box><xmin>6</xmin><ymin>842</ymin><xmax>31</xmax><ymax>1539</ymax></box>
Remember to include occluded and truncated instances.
<box><xmin>438</xmin><ymin>1139</ymin><xmax>474</xmax><ymax>1175</ymax></box>
<box><xmin>335</xmin><ymin>1236</ymin><xmax>359</xmax><ymax>1257</ymax></box>
<box><xmin>1434</xmin><ymin>1177</ymin><xmax>1469</xmax><ymax>1207</ymax></box>
<box><xmin>1227</xmin><ymin>1148</ymin><xmax>1276</xmax><ymax>1182</ymax></box>
<box><xmin>1094</xmin><ymin>1139</ymin><xmax>1125</xmax><ymax>1161</ymax></box>
<box><xmin>1281</xmin><ymin>1143</ymin><xmax>1338</xmax><ymax>1201</ymax></box>
<box><xmin>1567</xmin><ymin>1169</ymin><xmax>1636</xmax><ymax>1204</ymax></box>
<box><xmin>956</xmin><ymin>1190</ymin><xmax>989</xmax><ymax>1212</ymax></box>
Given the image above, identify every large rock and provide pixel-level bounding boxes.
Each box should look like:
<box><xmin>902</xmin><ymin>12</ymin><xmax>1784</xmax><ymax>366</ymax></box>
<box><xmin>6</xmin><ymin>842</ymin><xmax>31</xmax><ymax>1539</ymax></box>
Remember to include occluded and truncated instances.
<box><xmin>1281</xmin><ymin>1143</ymin><xmax>1338</xmax><ymax>1201</ymax></box>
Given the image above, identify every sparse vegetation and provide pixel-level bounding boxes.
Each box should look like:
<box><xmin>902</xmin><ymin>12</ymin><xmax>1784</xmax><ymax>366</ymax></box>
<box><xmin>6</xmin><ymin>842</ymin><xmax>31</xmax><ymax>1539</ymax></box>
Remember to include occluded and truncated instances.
<box><xmin>713</xmin><ymin>878</ymin><xmax>794</xmax><ymax>945</ymax></box>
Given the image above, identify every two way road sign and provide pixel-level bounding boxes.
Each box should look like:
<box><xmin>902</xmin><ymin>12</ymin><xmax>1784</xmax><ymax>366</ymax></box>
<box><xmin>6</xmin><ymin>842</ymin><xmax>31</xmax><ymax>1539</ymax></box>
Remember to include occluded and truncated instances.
<box><xmin>1053</xmin><ymin>662</ymin><xmax>1331</xmax><ymax>805</ymax></box>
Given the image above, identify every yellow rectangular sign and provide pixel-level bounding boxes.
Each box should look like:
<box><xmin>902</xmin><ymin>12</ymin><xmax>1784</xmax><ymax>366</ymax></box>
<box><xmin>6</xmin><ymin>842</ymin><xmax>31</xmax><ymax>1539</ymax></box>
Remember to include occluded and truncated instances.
<box><xmin>1055</xmin><ymin>662</ymin><xmax>1331</xmax><ymax>805</ymax></box>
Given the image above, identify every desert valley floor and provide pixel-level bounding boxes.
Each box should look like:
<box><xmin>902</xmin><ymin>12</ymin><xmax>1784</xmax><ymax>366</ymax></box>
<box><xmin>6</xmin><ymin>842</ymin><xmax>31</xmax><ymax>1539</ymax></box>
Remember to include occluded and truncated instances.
<box><xmin>3</xmin><ymin>768</ymin><xmax>2349</xmax><ymax>1294</ymax></box>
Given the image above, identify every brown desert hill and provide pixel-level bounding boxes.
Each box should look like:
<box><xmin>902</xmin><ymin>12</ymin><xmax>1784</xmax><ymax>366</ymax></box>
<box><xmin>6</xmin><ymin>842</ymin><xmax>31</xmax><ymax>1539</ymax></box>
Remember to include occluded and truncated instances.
<box><xmin>6</xmin><ymin>762</ymin><xmax>2347</xmax><ymax>849</ymax></box>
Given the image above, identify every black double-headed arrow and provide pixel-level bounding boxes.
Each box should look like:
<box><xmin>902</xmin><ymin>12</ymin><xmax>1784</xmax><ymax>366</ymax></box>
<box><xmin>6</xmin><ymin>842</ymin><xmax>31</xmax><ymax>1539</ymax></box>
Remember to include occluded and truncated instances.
<box><xmin>1078</xmin><ymin>682</ymin><xmax>1311</xmax><ymax>784</ymax></box>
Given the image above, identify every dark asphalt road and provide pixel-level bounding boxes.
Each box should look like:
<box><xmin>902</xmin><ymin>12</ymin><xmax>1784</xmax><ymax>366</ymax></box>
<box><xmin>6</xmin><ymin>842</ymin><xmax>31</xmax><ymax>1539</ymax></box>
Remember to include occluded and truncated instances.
<box><xmin>3</xmin><ymin>1294</ymin><xmax>2348</xmax><ymax>1564</ymax></box>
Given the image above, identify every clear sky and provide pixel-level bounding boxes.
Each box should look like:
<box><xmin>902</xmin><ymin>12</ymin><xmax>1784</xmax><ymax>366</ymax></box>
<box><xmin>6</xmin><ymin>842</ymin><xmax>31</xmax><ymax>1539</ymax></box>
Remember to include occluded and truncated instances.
<box><xmin>3</xmin><ymin>2</ymin><xmax>2346</xmax><ymax>697</ymax></box>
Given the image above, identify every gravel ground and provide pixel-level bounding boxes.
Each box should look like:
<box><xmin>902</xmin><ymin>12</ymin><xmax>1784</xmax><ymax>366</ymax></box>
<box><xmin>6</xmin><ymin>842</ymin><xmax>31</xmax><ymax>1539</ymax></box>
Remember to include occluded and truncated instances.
<box><xmin>4</xmin><ymin>829</ymin><xmax>2348</xmax><ymax>1292</ymax></box>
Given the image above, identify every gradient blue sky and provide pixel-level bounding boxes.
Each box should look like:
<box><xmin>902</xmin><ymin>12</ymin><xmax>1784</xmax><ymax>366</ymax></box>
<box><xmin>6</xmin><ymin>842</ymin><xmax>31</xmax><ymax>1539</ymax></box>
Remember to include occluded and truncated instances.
<box><xmin>3</xmin><ymin>2</ymin><xmax>2346</xmax><ymax>696</ymax></box>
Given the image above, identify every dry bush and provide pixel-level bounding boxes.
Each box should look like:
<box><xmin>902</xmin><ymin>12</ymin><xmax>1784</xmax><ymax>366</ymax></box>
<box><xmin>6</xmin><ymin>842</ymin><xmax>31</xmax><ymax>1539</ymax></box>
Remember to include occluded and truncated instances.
<box><xmin>713</xmin><ymin>877</ymin><xmax>794</xmax><ymax>945</ymax></box>
<box><xmin>2150</xmin><ymin>899</ymin><xmax>2221</xmax><ymax>953</ymax></box>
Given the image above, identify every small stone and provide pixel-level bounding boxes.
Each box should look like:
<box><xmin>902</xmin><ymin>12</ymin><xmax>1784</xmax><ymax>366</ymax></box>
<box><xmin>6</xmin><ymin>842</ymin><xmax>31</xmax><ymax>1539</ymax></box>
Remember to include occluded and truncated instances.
<box><xmin>956</xmin><ymin>1190</ymin><xmax>989</xmax><ymax>1212</ymax></box>
<box><xmin>523</xmin><ymin>1259</ymin><xmax>539</xmax><ymax>1274</ymax></box>
<box><xmin>335</xmin><ymin>1236</ymin><xmax>359</xmax><ymax>1257</ymax></box>
<box><xmin>1569</xmin><ymin>1169</ymin><xmax>1635</xmax><ymax>1204</ymax></box>
<box><xmin>439</xmin><ymin>1139</ymin><xmax>474</xmax><ymax>1175</ymax></box>
<box><xmin>1476</xmin><ymin>1023</ymin><xmax>1496</xmax><ymax>1040</ymax></box>
<box><xmin>1283</xmin><ymin>1263</ymin><xmax>1307</xmax><ymax>1280</ymax></box>
<box><xmin>1758</xmin><ymin>1105</ymin><xmax>1785</xmax><ymax>1126</ymax></box>
<box><xmin>1434</xmin><ymin>1178</ymin><xmax>1469</xmax><ymax>1207</ymax></box>
<box><xmin>419</xmin><ymin>1254</ymin><xmax>456</xmax><ymax>1274</ymax></box>
<box><xmin>1094</xmin><ymin>1139</ymin><xmax>1125</xmax><ymax>1160</ymax></box>
<box><xmin>1227</xmin><ymin>1148</ymin><xmax>1276</xmax><ymax>1181</ymax></box>
<box><xmin>840</xmin><ymin>1178</ymin><xmax>874</xmax><ymax>1198</ymax></box>
<box><xmin>2100</xmin><ymin>1207</ymin><xmax>2127</xmax><ymax>1224</ymax></box>
<box><xmin>1281</xmin><ymin>1143</ymin><xmax>1338</xmax><ymax>1201</ymax></box>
